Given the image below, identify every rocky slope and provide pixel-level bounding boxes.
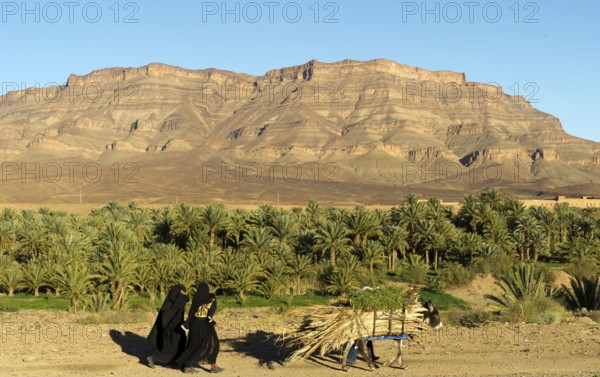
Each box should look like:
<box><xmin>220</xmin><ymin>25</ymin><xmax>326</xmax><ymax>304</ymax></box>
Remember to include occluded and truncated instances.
<box><xmin>1</xmin><ymin>59</ymin><xmax>599</xmax><ymax>204</ymax></box>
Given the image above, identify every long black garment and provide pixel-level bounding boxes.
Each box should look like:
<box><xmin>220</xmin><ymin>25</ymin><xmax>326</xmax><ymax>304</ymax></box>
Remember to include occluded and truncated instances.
<box><xmin>147</xmin><ymin>284</ymin><xmax>189</xmax><ymax>365</ymax></box>
<box><xmin>176</xmin><ymin>282</ymin><xmax>219</xmax><ymax>366</ymax></box>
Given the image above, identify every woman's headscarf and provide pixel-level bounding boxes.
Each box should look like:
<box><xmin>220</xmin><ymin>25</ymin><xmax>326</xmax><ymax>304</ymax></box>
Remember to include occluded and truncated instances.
<box><xmin>162</xmin><ymin>284</ymin><xmax>187</xmax><ymax>310</ymax></box>
<box><xmin>187</xmin><ymin>282</ymin><xmax>211</xmax><ymax>320</ymax></box>
<box><xmin>148</xmin><ymin>284</ymin><xmax>188</xmax><ymax>349</ymax></box>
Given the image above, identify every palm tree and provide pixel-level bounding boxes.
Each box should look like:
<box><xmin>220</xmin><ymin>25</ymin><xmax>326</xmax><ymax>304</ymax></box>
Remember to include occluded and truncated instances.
<box><xmin>326</xmin><ymin>256</ymin><xmax>361</xmax><ymax>298</ymax></box>
<box><xmin>381</xmin><ymin>225</ymin><xmax>408</xmax><ymax>270</ymax></box>
<box><xmin>457</xmin><ymin>193</ymin><xmax>479</xmax><ymax>232</ymax></box>
<box><xmin>482</xmin><ymin>214</ymin><xmax>513</xmax><ymax>254</ymax></box>
<box><xmin>554</xmin><ymin>202</ymin><xmax>571</xmax><ymax>243</ymax></box>
<box><xmin>227</xmin><ymin>259</ymin><xmax>261</xmax><ymax>305</ymax></box>
<box><xmin>474</xmin><ymin>203</ymin><xmax>495</xmax><ymax>233</ymax></box>
<box><xmin>530</xmin><ymin>206</ymin><xmax>557</xmax><ymax>258</ymax></box>
<box><xmin>479</xmin><ymin>189</ymin><xmax>503</xmax><ymax>211</ymax></box>
<box><xmin>0</xmin><ymin>263</ymin><xmax>22</xmax><ymax>296</ymax></box>
<box><xmin>516</xmin><ymin>215</ymin><xmax>541</xmax><ymax>261</ymax></box>
<box><xmin>346</xmin><ymin>206</ymin><xmax>381</xmax><ymax>245</ymax></box>
<box><xmin>431</xmin><ymin>219</ymin><xmax>456</xmax><ymax>269</ymax></box>
<box><xmin>103</xmin><ymin>201</ymin><xmax>128</xmax><ymax>222</ymax></box>
<box><xmin>312</xmin><ymin>220</ymin><xmax>351</xmax><ymax>268</ymax></box>
<box><xmin>21</xmin><ymin>260</ymin><xmax>47</xmax><ymax>296</ymax></box>
<box><xmin>288</xmin><ymin>254</ymin><xmax>315</xmax><ymax>295</ymax></box>
<box><xmin>248</xmin><ymin>204</ymin><xmax>279</xmax><ymax>229</ymax></box>
<box><xmin>512</xmin><ymin>230</ymin><xmax>527</xmax><ymax>261</ymax></box>
<box><xmin>269</xmin><ymin>214</ymin><xmax>299</xmax><ymax>246</ymax></box>
<box><xmin>127</xmin><ymin>209</ymin><xmax>154</xmax><ymax>244</ymax></box>
<box><xmin>54</xmin><ymin>261</ymin><xmax>94</xmax><ymax>312</ymax></box>
<box><xmin>257</xmin><ymin>262</ymin><xmax>289</xmax><ymax>299</ymax></box>
<box><xmin>202</xmin><ymin>202</ymin><xmax>228</xmax><ymax>247</ymax></box>
<box><xmin>459</xmin><ymin>231</ymin><xmax>482</xmax><ymax>263</ymax></box>
<box><xmin>0</xmin><ymin>221</ymin><xmax>17</xmax><ymax>251</ymax></box>
<box><xmin>132</xmin><ymin>259</ymin><xmax>153</xmax><ymax>295</ymax></box>
<box><xmin>17</xmin><ymin>224</ymin><xmax>47</xmax><ymax>261</ymax></box>
<box><xmin>360</xmin><ymin>240</ymin><xmax>385</xmax><ymax>273</ymax></box>
<box><xmin>152</xmin><ymin>207</ymin><xmax>175</xmax><ymax>243</ymax></box>
<box><xmin>305</xmin><ymin>199</ymin><xmax>321</xmax><ymax>222</ymax></box>
<box><xmin>2</xmin><ymin>207</ymin><xmax>18</xmax><ymax>222</ymax></box>
<box><xmin>415</xmin><ymin>219</ymin><xmax>435</xmax><ymax>267</ymax></box>
<box><xmin>504</xmin><ymin>198</ymin><xmax>526</xmax><ymax>230</ymax></box>
<box><xmin>564</xmin><ymin>236</ymin><xmax>600</xmax><ymax>267</ymax></box>
<box><xmin>172</xmin><ymin>204</ymin><xmax>201</xmax><ymax>242</ymax></box>
<box><xmin>98</xmin><ymin>222</ymin><xmax>137</xmax><ymax>252</ymax></box>
<box><xmin>98</xmin><ymin>240</ymin><xmax>139</xmax><ymax>309</ymax></box>
<box><xmin>45</xmin><ymin>216</ymin><xmax>68</xmax><ymax>244</ymax></box>
<box><xmin>151</xmin><ymin>243</ymin><xmax>184</xmax><ymax>294</ymax></box>
<box><xmin>226</xmin><ymin>209</ymin><xmax>248</xmax><ymax>249</ymax></box>
<box><xmin>530</xmin><ymin>231</ymin><xmax>547</xmax><ymax>263</ymax></box>
<box><xmin>241</xmin><ymin>227</ymin><xmax>274</xmax><ymax>255</ymax></box>
<box><xmin>397</xmin><ymin>197</ymin><xmax>426</xmax><ymax>255</ymax></box>
<box><xmin>475</xmin><ymin>243</ymin><xmax>503</xmax><ymax>262</ymax></box>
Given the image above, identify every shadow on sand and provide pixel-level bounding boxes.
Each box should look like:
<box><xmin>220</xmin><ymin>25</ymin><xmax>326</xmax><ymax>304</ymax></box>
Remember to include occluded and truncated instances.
<box><xmin>225</xmin><ymin>330</ymin><xmax>288</xmax><ymax>369</ymax></box>
<box><xmin>109</xmin><ymin>329</ymin><xmax>153</xmax><ymax>366</ymax></box>
<box><xmin>225</xmin><ymin>330</ymin><xmax>373</xmax><ymax>372</ymax></box>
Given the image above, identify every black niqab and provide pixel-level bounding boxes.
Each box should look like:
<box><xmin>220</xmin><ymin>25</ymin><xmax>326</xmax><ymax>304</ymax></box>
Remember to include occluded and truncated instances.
<box><xmin>147</xmin><ymin>284</ymin><xmax>189</xmax><ymax>365</ymax></box>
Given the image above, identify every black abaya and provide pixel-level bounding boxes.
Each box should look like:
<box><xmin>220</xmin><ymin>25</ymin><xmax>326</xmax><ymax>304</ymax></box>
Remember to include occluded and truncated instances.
<box><xmin>147</xmin><ymin>284</ymin><xmax>189</xmax><ymax>365</ymax></box>
<box><xmin>176</xmin><ymin>282</ymin><xmax>220</xmax><ymax>367</ymax></box>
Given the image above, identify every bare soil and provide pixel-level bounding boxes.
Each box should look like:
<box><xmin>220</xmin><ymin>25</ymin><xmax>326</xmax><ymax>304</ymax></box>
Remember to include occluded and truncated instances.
<box><xmin>1</xmin><ymin>308</ymin><xmax>599</xmax><ymax>377</ymax></box>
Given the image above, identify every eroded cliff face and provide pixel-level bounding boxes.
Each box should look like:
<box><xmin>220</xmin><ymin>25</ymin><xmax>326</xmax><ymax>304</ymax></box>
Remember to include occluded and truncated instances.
<box><xmin>1</xmin><ymin>58</ymin><xmax>599</xmax><ymax>195</ymax></box>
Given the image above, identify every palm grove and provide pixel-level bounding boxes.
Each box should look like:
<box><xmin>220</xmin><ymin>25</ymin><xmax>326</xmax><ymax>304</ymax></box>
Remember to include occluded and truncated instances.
<box><xmin>0</xmin><ymin>190</ymin><xmax>599</xmax><ymax>320</ymax></box>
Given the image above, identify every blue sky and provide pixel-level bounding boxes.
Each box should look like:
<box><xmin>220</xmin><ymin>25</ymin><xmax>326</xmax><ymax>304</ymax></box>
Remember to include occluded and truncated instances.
<box><xmin>1</xmin><ymin>1</ymin><xmax>598</xmax><ymax>140</ymax></box>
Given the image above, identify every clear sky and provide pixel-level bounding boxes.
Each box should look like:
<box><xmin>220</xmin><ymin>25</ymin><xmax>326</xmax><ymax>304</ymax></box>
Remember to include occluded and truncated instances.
<box><xmin>1</xmin><ymin>1</ymin><xmax>598</xmax><ymax>140</ymax></box>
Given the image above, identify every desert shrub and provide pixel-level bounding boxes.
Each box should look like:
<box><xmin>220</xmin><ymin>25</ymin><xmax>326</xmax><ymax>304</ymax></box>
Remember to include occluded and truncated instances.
<box><xmin>83</xmin><ymin>290</ymin><xmax>111</xmax><ymax>312</ymax></box>
<box><xmin>459</xmin><ymin>310</ymin><xmax>490</xmax><ymax>327</ymax></box>
<box><xmin>444</xmin><ymin>309</ymin><xmax>491</xmax><ymax>327</ymax></box>
<box><xmin>485</xmin><ymin>263</ymin><xmax>567</xmax><ymax>323</ymax></box>
<box><xmin>357</xmin><ymin>267</ymin><xmax>386</xmax><ymax>289</ymax></box>
<box><xmin>534</xmin><ymin>263</ymin><xmax>557</xmax><ymax>285</ymax></box>
<box><xmin>0</xmin><ymin>301</ymin><xmax>17</xmax><ymax>312</ymax></box>
<box><xmin>426</xmin><ymin>274</ymin><xmax>446</xmax><ymax>292</ymax></box>
<box><xmin>588</xmin><ymin>311</ymin><xmax>600</xmax><ymax>323</ymax></box>
<box><xmin>398</xmin><ymin>264</ymin><xmax>428</xmax><ymax>285</ymax></box>
<box><xmin>139</xmin><ymin>289</ymin><xmax>166</xmax><ymax>312</ymax></box>
<box><xmin>397</xmin><ymin>255</ymin><xmax>429</xmax><ymax>285</ymax></box>
<box><xmin>486</xmin><ymin>264</ymin><xmax>547</xmax><ymax>309</ymax></box>
<box><xmin>502</xmin><ymin>296</ymin><xmax>566</xmax><ymax>324</ymax></box>
<box><xmin>566</xmin><ymin>260</ymin><xmax>599</xmax><ymax>280</ymax></box>
<box><xmin>437</xmin><ymin>263</ymin><xmax>476</xmax><ymax>288</ymax></box>
<box><xmin>471</xmin><ymin>253</ymin><xmax>516</xmax><ymax>276</ymax></box>
<box><xmin>444</xmin><ymin>309</ymin><xmax>467</xmax><ymax>326</ymax></box>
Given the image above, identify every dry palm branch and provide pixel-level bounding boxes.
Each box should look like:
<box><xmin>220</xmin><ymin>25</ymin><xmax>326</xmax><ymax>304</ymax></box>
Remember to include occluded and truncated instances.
<box><xmin>282</xmin><ymin>286</ymin><xmax>434</xmax><ymax>370</ymax></box>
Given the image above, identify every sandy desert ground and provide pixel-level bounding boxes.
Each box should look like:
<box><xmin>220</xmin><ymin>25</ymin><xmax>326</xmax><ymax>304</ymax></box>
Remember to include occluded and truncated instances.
<box><xmin>1</xmin><ymin>307</ymin><xmax>599</xmax><ymax>377</ymax></box>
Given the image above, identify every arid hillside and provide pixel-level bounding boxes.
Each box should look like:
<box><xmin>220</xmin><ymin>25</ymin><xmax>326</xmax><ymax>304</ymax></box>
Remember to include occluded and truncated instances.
<box><xmin>1</xmin><ymin>59</ymin><xmax>599</xmax><ymax>204</ymax></box>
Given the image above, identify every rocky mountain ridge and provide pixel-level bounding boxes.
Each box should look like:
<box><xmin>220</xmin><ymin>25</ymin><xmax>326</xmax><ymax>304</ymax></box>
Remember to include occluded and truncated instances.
<box><xmin>1</xmin><ymin>58</ymin><xmax>598</xmax><ymax>203</ymax></box>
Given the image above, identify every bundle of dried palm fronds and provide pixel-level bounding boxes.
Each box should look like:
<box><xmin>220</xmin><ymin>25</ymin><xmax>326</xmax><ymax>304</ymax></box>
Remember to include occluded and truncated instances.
<box><xmin>284</xmin><ymin>286</ymin><xmax>429</xmax><ymax>362</ymax></box>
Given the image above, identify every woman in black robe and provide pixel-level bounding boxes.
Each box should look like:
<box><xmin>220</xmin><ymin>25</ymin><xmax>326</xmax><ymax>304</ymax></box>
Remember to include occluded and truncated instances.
<box><xmin>147</xmin><ymin>284</ymin><xmax>189</xmax><ymax>368</ymax></box>
<box><xmin>176</xmin><ymin>282</ymin><xmax>222</xmax><ymax>374</ymax></box>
